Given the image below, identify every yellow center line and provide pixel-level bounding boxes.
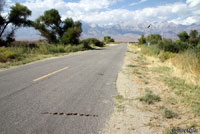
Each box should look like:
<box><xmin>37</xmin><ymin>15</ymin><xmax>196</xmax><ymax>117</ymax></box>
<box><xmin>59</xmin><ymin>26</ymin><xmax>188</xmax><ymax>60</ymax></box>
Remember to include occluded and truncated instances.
<box><xmin>33</xmin><ymin>66</ymin><xmax>68</xmax><ymax>82</ymax></box>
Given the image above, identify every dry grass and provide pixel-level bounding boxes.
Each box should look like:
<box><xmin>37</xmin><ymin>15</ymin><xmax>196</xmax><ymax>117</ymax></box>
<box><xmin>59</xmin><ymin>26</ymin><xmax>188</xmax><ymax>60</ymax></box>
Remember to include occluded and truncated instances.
<box><xmin>103</xmin><ymin>43</ymin><xmax>200</xmax><ymax>134</ymax></box>
<box><xmin>131</xmin><ymin>44</ymin><xmax>200</xmax><ymax>131</ymax></box>
<box><xmin>171</xmin><ymin>49</ymin><xmax>200</xmax><ymax>84</ymax></box>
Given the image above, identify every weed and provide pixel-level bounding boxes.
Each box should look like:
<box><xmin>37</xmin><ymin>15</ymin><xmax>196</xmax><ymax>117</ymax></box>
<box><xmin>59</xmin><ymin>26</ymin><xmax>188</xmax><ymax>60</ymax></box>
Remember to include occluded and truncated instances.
<box><xmin>115</xmin><ymin>94</ymin><xmax>124</xmax><ymax>100</ymax></box>
<box><xmin>139</xmin><ymin>90</ymin><xmax>161</xmax><ymax>104</ymax></box>
<box><xmin>151</xmin><ymin>66</ymin><xmax>171</xmax><ymax>74</ymax></box>
<box><xmin>138</xmin><ymin>75</ymin><xmax>143</xmax><ymax>79</ymax></box>
<box><xmin>115</xmin><ymin>104</ymin><xmax>125</xmax><ymax>112</ymax></box>
<box><xmin>133</xmin><ymin>69</ymin><xmax>142</xmax><ymax>75</ymax></box>
<box><xmin>127</xmin><ymin>64</ymin><xmax>137</xmax><ymax>68</ymax></box>
<box><xmin>163</xmin><ymin>108</ymin><xmax>178</xmax><ymax>119</ymax></box>
<box><xmin>141</xmin><ymin>45</ymin><xmax>160</xmax><ymax>56</ymax></box>
<box><xmin>159</xmin><ymin>51</ymin><xmax>175</xmax><ymax>62</ymax></box>
<box><xmin>161</xmin><ymin>76</ymin><xmax>200</xmax><ymax>115</ymax></box>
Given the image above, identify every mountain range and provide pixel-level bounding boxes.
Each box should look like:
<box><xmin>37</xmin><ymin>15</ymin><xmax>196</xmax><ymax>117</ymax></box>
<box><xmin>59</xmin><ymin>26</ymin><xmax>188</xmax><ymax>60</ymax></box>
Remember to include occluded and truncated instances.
<box><xmin>81</xmin><ymin>21</ymin><xmax>200</xmax><ymax>42</ymax></box>
<box><xmin>16</xmin><ymin>21</ymin><xmax>200</xmax><ymax>42</ymax></box>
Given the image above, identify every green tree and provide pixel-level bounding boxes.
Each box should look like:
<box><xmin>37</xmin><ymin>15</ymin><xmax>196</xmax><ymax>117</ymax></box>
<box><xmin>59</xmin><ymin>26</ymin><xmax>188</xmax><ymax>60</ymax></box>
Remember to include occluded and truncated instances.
<box><xmin>146</xmin><ymin>34</ymin><xmax>162</xmax><ymax>44</ymax></box>
<box><xmin>177</xmin><ymin>31</ymin><xmax>189</xmax><ymax>42</ymax></box>
<box><xmin>189</xmin><ymin>30</ymin><xmax>199</xmax><ymax>47</ymax></box>
<box><xmin>104</xmin><ymin>36</ymin><xmax>115</xmax><ymax>43</ymax></box>
<box><xmin>61</xmin><ymin>27</ymin><xmax>82</xmax><ymax>45</ymax></box>
<box><xmin>0</xmin><ymin>3</ymin><xmax>32</xmax><ymax>45</ymax></box>
<box><xmin>34</xmin><ymin>9</ymin><xmax>82</xmax><ymax>44</ymax></box>
<box><xmin>190</xmin><ymin>30</ymin><xmax>198</xmax><ymax>39</ymax></box>
<box><xmin>138</xmin><ymin>34</ymin><xmax>146</xmax><ymax>44</ymax></box>
<box><xmin>34</xmin><ymin>9</ymin><xmax>61</xmax><ymax>43</ymax></box>
<box><xmin>110</xmin><ymin>38</ymin><xmax>115</xmax><ymax>42</ymax></box>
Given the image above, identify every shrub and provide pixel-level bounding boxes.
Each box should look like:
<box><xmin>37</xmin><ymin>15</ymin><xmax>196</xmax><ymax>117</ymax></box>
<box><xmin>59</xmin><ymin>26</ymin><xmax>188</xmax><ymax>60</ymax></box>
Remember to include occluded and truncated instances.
<box><xmin>64</xmin><ymin>44</ymin><xmax>85</xmax><ymax>52</ymax></box>
<box><xmin>81</xmin><ymin>40</ymin><xmax>90</xmax><ymax>48</ymax></box>
<box><xmin>141</xmin><ymin>45</ymin><xmax>160</xmax><ymax>56</ymax></box>
<box><xmin>4</xmin><ymin>51</ymin><xmax>18</xmax><ymax>59</ymax></box>
<box><xmin>139</xmin><ymin>90</ymin><xmax>161</xmax><ymax>104</ymax></box>
<box><xmin>138</xmin><ymin>34</ymin><xmax>146</xmax><ymax>44</ymax></box>
<box><xmin>175</xmin><ymin>40</ymin><xmax>188</xmax><ymax>51</ymax></box>
<box><xmin>159</xmin><ymin>51</ymin><xmax>175</xmax><ymax>62</ymax></box>
<box><xmin>177</xmin><ymin>31</ymin><xmax>189</xmax><ymax>42</ymax></box>
<box><xmin>61</xmin><ymin>27</ymin><xmax>81</xmax><ymax>45</ymax></box>
<box><xmin>104</xmin><ymin>36</ymin><xmax>115</xmax><ymax>43</ymax></box>
<box><xmin>158</xmin><ymin>39</ymin><xmax>176</xmax><ymax>52</ymax></box>
<box><xmin>56</xmin><ymin>45</ymin><xmax>65</xmax><ymax>53</ymax></box>
<box><xmin>0</xmin><ymin>47</ymin><xmax>21</xmax><ymax>62</ymax></box>
<box><xmin>10</xmin><ymin>41</ymin><xmax>38</xmax><ymax>48</ymax></box>
<box><xmin>189</xmin><ymin>30</ymin><xmax>199</xmax><ymax>47</ymax></box>
<box><xmin>146</xmin><ymin>34</ymin><xmax>162</xmax><ymax>45</ymax></box>
<box><xmin>160</xmin><ymin>106</ymin><xmax>178</xmax><ymax>119</ymax></box>
<box><xmin>0</xmin><ymin>53</ymin><xmax>7</xmax><ymax>62</ymax></box>
<box><xmin>81</xmin><ymin>38</ymin><xmax>104</xmax><ymax>47</ymax></box>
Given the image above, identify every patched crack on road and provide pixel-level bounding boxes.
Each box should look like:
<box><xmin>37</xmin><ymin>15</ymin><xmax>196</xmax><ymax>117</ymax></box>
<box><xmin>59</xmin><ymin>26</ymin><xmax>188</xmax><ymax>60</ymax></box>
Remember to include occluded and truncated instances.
<box><xmin>41</xmin><ymin>112</ymin><xmax>98</xmax><ymax>117</ymax></box>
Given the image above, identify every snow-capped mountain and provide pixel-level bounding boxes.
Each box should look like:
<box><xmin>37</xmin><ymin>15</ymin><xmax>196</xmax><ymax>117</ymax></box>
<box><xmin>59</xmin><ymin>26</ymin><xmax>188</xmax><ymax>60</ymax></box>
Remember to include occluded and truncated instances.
<box><xmin>15</xmin><ymin>21</ymin><xmax>200</xmax><ymax>42</ymax></box>
<box><xmin>81</xmin><ymin>21</ymin><xmax>200</xmax><ymax>42</ymax></box>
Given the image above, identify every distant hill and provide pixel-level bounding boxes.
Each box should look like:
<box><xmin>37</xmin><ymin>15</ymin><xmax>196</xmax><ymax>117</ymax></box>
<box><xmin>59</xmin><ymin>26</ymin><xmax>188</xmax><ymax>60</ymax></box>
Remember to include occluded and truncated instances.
<box><xmin>81</xmin><ymin>21</ymin><xmax>200</xmax><ymax>42</ymax></box>
<box><xmin>15</xmin><ymin>22</ymin><xmax>200</xmax><ymax>42</ymax></box>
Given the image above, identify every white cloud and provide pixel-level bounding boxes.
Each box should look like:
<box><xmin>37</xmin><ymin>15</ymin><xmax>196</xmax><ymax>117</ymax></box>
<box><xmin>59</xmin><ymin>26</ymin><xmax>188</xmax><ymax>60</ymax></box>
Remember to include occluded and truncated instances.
<box><xmin>186</xmin><ymin>0</ymin><xmax>200</xmax><ymax>8</ymax></box>
<box><xmin>130</xmin><ymin>0</ymin><xmax>147</xmax><ymax>6</ymax></box>
<box><xmin>21</xmin><ymin>0</ymin><xmax>120</xmax><ymax>20</ymax></box>
<box><xmin>6</xmin><ymin>0</ymin><xmax>200</xmax><ymax>25</ymax></box>
<box><xmin>168</xmin><ymin>16</ymin><xmax>199</xmax><ymax>25</ymax></box>
<box><xmin>80</xmin><ymin>2</ymin><xmax>191</xmax><ymax>24</ymax></box>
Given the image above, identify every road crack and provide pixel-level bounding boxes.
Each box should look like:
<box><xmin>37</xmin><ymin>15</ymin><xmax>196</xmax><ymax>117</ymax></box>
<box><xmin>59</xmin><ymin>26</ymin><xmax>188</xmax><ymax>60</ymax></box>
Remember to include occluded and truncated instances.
<box><xmin>41</xmin><ymin>112</ymin><xmax>98</xmax><ymax>117</ymax></box>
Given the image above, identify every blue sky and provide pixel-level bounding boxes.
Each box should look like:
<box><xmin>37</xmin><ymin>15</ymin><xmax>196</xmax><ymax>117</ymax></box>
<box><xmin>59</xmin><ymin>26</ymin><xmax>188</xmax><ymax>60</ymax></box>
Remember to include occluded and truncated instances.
<box><xmin>4</xmin><ymin>0</ymin><xmax>200</xmax><ymax>25</ymax></box>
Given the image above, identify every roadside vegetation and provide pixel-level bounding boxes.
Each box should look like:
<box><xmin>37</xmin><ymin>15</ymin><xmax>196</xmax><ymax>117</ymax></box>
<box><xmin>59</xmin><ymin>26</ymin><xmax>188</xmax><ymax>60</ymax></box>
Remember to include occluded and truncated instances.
<box><xmin>105</xmin><ymin>41</ymin><xmax>200</xmax><ymax>133</ymax></box>
<box><xmin>0</xmin><ymin>1</ymin><xmax>110</xmax><ymax>69</ymax></box>
<box><xmin>103</xmin><ymin>36</ymin><xmax>115</xmax><ymax>44</ymax></box>
<box><xmin>134</xmin><ymin>30</ymin><xmax>200</xmax><ymax>132</ymax></box>
<box><xmin>138</xmin><ymin>30</ymin><xmax>200</xmax><ymax>80</ymax></box>
<box><xmin>138</xmin><ymin>89</ymin><xmax>161</xmax><ymax>104</ymax></box>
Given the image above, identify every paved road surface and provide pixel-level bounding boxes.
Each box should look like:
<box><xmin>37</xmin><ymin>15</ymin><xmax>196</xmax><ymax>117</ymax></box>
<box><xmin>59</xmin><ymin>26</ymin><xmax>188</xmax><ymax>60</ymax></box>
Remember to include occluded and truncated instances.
<box><xmin>0</xmin><ymin>44</ymin><xmax>127</xmax><ymax>134</ymax></box>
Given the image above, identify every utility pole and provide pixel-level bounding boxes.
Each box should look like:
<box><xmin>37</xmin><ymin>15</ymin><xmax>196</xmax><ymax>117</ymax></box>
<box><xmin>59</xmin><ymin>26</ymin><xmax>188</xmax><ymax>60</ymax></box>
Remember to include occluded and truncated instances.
<box><xmin>147</xmin><ymin>24</ymin><xmax>152</xmax><ymax>47</ymax></box>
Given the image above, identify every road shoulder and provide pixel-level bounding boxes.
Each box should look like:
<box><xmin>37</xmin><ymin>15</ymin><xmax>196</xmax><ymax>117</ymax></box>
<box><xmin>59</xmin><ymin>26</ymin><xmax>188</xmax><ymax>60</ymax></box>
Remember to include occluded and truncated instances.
<box><xmin>103</xmin><ymin>44</ymin><xmax>199</xmax><ymax>134</ymax></box>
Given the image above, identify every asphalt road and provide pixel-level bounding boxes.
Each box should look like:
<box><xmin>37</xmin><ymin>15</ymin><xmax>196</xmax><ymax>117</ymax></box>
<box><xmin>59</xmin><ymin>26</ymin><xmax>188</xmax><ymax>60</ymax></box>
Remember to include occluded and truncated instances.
<box><xmin>0</xmin><ymin>44</ymin><xmax>127</xmax><ymax>134</ymax></box>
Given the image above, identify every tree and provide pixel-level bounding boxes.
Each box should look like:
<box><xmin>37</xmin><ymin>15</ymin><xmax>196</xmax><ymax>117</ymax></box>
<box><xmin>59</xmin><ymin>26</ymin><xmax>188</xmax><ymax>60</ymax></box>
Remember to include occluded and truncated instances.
<box><xmin>61</xmin><ymin>27</ymin><xmax>82</xmax><ymax>45</ymax></box>
<box><xmin>146</xmin><ymin>34</ymin><xmax>162</xmax><ymax>44</ymax></box>
<box><xmin>104</xmin><ymin>36</ymin><xmax>111</xmax><ymax>43</ymax></box>
<box><xmin>190</xmin><ymin>30</ymin><xmax>198</xmax><ymax>39</ymax></box>
<box><xmin>0</xmin><ymin>3</ymin><xmax>32</xmax><ymax>45</ymax></box>
<box><xmin>34</xmin><ymin>9</ymin><xmax>82</xmax><ymax>44</ymax></box>
<box><xmin>138</xmin><ymin>34</ymin><xmax>146</xmax><ymax>44</ymax></box>
<box><xmin>189</xmin><ymin>30</ymin><xmax>199</xmax><ymax>47</ymax></box>
<box><xmin>104</xmin><ymin>36</ymin><xmax>115</xmax><ymax>43</ymax></box>
<box><xmin>177</xmin><ymin>31</ymin><xmax>189</xmax><ymax>42</ymax></box>
<box><xmin>34</xmin><ymin>9</ymin><xmax>61</xmax><ymax>43</ymax></box>
<box><xmin>110</xmin><ymin>38</ymin><xmax>115</xmax><ymax>42</ymax></box>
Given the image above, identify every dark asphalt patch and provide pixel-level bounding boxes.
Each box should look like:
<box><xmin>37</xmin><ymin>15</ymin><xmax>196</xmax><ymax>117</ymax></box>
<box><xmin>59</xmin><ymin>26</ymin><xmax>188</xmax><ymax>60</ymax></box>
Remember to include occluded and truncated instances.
<box><xmin>41</xmin><ymin>112</ymin><xmax>98</xmax><ymax>117</ymax></box>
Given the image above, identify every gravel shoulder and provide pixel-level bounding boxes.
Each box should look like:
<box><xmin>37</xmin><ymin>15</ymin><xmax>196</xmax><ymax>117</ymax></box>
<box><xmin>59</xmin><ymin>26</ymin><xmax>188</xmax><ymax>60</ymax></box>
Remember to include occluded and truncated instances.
<box><xmin>103</xmin><ymin>44</ymin><xmax>199</xmax><ymax>134</ymax></box>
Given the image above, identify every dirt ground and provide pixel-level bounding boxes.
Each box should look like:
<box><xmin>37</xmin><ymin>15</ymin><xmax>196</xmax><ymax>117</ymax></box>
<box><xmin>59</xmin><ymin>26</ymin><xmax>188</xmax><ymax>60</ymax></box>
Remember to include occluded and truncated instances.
<box><xmin>103</xmin><ymin>44</ymin><xmax>199</xmax><ymax>134</ymax></box>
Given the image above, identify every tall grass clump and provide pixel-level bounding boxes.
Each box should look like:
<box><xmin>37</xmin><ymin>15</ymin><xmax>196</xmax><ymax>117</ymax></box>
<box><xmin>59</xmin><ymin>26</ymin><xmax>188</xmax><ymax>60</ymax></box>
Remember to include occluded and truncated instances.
<box><xmin>141</xmin><ymin>45</ymin><xmax>160</xmax><ymax>56</ymax></box>
<box><xmin>172</xmin><ymin>49</ymin><xmax>200</xmax><ymax>77</ymax></box>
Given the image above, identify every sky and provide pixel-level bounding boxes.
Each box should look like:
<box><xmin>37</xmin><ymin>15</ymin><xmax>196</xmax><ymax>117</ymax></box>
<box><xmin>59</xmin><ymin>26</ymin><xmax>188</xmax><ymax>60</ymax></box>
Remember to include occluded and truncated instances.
<box><xmin>4</xmin><ymin>0</ymin><xmax>200</xmax><ymax>25</ymax></box>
